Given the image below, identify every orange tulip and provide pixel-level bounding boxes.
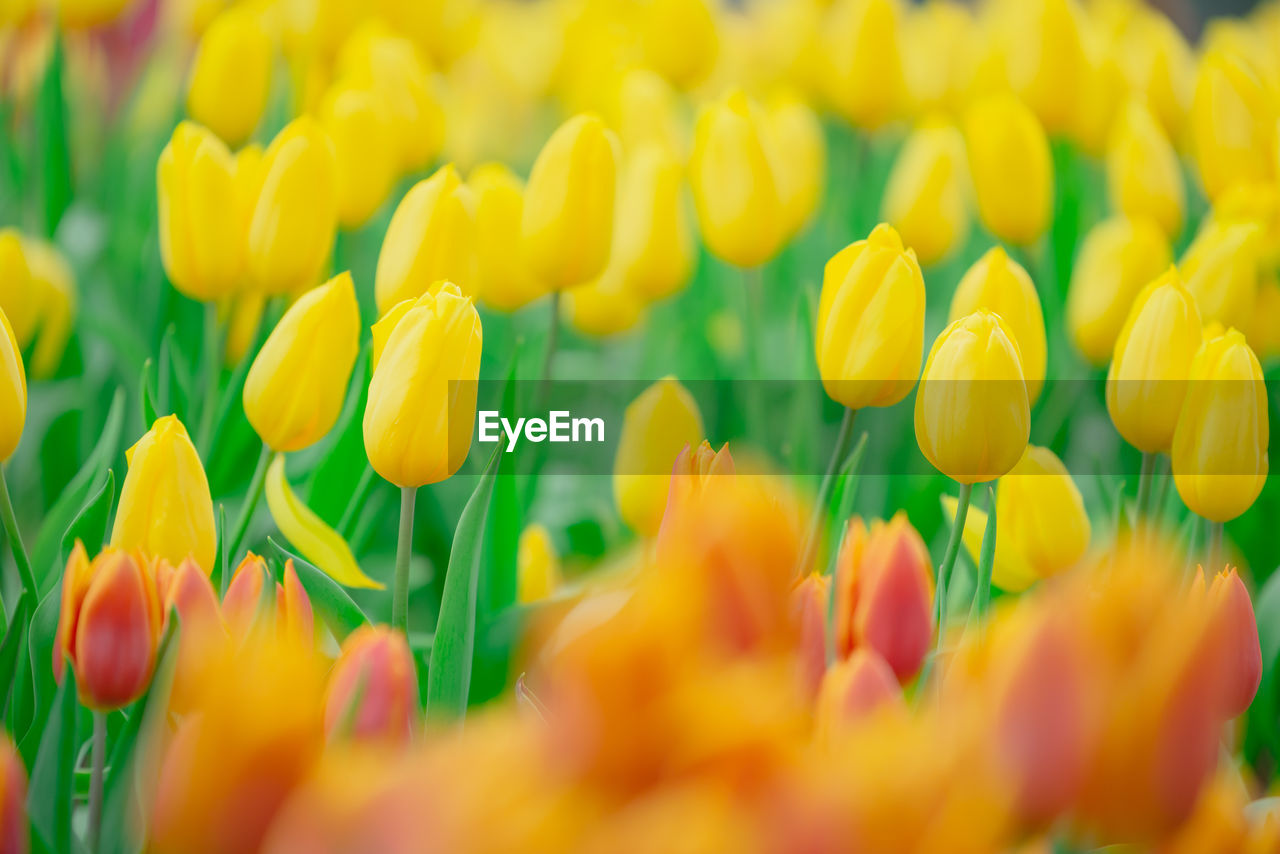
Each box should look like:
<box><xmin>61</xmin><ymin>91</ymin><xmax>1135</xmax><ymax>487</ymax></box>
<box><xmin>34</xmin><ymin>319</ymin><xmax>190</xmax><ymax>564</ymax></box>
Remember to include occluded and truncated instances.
<box><xmin>156</xmin><ymin>556</ymin><xmax>227</xmax><ymax>714</ymax></box>
<box><xmin>323</xmin><ymin>626</ymin><xmax>419</xmax><ymax>744</ymax></box>
<box><xmin>0</xmin><ymin>733</ymin><xmax>25</xmax><ymax>854</ymax></box>
<box><xmin>791</xmin><ymin>572</ymin><xmax>830</xmax><ymax>699</ymax></box>
<box><xmin>1201</xmin><ymin>567</ymin><xmax>1262</xmax><ymax>718</ymax></box>
<box><xmin>656</xmin><ymin>440</ymin><xmax>735</xmax><ymax>544</ymax></box>
<box><xmin>814</xmin><ymin>648</ymin><xmax>904</xmax><ymax>735</ymax></box>
<box><xmin>223</xmin><ymin>554</ymin><xmax>314</xmax><ymax>646</ymax></box>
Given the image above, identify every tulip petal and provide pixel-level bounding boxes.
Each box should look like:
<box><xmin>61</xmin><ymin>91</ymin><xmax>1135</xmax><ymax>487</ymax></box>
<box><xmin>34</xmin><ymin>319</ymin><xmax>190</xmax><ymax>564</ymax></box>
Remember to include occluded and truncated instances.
<box><xmin>265</xmin><ymin>455</ymin><xmax>384</xmax><ymax>590</ymax></box>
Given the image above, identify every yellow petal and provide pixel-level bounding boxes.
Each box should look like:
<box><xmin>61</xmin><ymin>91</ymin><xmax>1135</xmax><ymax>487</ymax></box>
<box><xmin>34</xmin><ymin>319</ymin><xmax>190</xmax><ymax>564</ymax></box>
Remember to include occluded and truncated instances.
<box><xmin>265</xmin><ymin>455</ymin><xmax>384</xmax><ymax>590</ymax></box>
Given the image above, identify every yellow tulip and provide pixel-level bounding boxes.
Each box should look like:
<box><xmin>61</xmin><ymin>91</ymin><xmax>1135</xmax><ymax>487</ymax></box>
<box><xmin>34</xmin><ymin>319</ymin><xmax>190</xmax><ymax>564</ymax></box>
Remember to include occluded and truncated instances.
<box><xmin>243</xmin><ymin>272</ymin><xmax>360</xmax><ymax>453</ymax></box>
<box><xmin>0</xmin><ymin>230</ymin><xmax>34</xmax><ymax>348</ymax></box>
<box><xmin>0</xmin><ymin>307</ymin><xmax>25</xmax><ymax>463</ymax></box>
<box><xmin>614</xmin><ymin>144</ymin><xmax>694</xmax><ymax>302</ymax></box>
<box><xmin>56</xmin><ymin>0</ymin><xmax>131</xmax><ymax>28</ymax></box>
<box><xmin>689</xmin><ymin>89</ymin><xmax>783</xmax><ymax>268</ymax></box>
<box><xmin>1189</xmin><ymin>48</ymin><xmax>1277</xmax><ymax>202</ymax></box>
<box><xmin>1172</xmin><ymin>328</ymin><xmax>1269</xmax><ymax>522</ymax></box>
<box><xmin>186</xmin><ymin>6</ymin><xmax>273</xmax><ymax>147</ymax></box>
<box><xmin>635</xmin><ymin>0</ymin><xmax>719</xmax><ymax>88</ymax></box>
<box><xmin>564</xmin><ymin>261</ymin><xmax>648</xmax><ymax>339</ymax></box>
<box><xmin>1246</xmin><ymin>275</ymin><xmax>1280</xmax><ymax>360</ymax></box>
<box><xmin>765</xmin><ymin>92</ymin><xmax>826</xmax><ymax>241</ymax></box>
<box><xmin>363</xmin><ymin>283</ymin><xmax>482</xmax><ymax>488</ymax></box>
<box><xmin>521</xmin><ymin>114</ymin><xmax>620</xmax><ymax>290</ymax></box>
<box><xmin>21</xmin><ymin>238</ymin><xmax>77</xmax><ymax>380</ymax></box>
<box><xmin>335</xmin><ymin>24</ymin><xmax>445</xmax><ymax>173</ymax></box>
<box><xmin>880</xmin><ymin>120</ymin><xmax>970</xmax><ymax>266</ymax></box>
<box><xmin>247</xmin><ymin>117</ymin><xmax>339</xmax><ymax>296</ymax></box>
<box><xmin>157</xmin><ymin>122</ymin><xmax>250</xmax><ymax>302</ymax></box>
<box><xmin>1067</xmin><ymin>216</ymin><xmax>1172</xmax><ymax>366</ymax></box>
<box><xmin>944</xmin><ymin>445</ymin><xmax>1091</xmax><ymax>592</ymax></box>
<box><xmin>613</xmin><ymin>377</ymin><xmax>704</xmax><ymax>537</ymax></box>
<box><xmin>469</xmin><ymin>162</ymin><xmax>548</xmax><ymax>312</ymax></box>
<box><xmin>815</xmin><ymin>223</ymin><xmax>925</xmax><ymax>410</ymax></box>
<box><xmin>915</xmin><ymin>310</ymin><xmax>1030</xmax><ymax>484</ymax></box>
<box><xmin>1106</xmin><ymin>99</ymin><xmax>1185</xmax><ymax>240</ymax></box>
<box><xmin>376</xmin><ymin>164</ymin><xmax>477</xmax><ymax>314</ymax></box>
<box><xmin>1179</xmin><ymin>220</ymin><xmax>1260</xmax><ymax>332</ymax></box>
<box><xmin>949</xmin><ymin>246</ymin><xmax>1046</xmax><ymax>404</ymax></box>
<box><xmin>1211</xmin><ymin>182</ymin><xmax>1280</xmax><ymax>268</ymax></box>
<box><xmin>1105</xmin><ymin>268</ymin><xmax>1203</xmax><ymax>453</ymax></box>
<box><xmin>318</xmin><ymin>81</ymin><xmax>399</xmax><ymax>229</ymax></box>
<box><xmin>517</xmin><ymin>524</ymin><xmax>561</xmax><ymax>604</ymax></box>
<box><xmin>613</xmin><ymin>68</ymin><xmax>686</xmax><ymax>160</ymax></box>
<box><xmin>224</xmin><ymin>292</ymin><xmax>266</xmax><ymax>368</ymax></box>
<box><xmin>901</xmin><ymin>0</ymin><xmax>976</xmax><ymax>117</ymax></box>
<box><xmin>1001</xmin><ymin>0</ymin><xmax>1089</xmax><ymax>136</ymax></box>
<box><xmin>964</xmin><ymin>93</ymin><xmax>1054</xmax><ymax>246</ymax></box>
<box><xmin>822</xmin><ymin>0</ymin><xmax>904</xmax><ymax>130</ymax></box>
<box><xmin>1116</xmin><ymin>8</ymin><xmax>1193</xmax><ymax>141</ymax></box>
<box><xmin>111</xmin><ymin>415</ymin><xmax>217</xmax><ymax>572</ymax></box>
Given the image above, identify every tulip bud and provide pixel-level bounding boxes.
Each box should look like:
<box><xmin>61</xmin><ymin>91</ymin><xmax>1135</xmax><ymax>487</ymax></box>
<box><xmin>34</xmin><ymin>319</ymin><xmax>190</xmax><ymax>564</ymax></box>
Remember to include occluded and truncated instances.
<box><xmin>0</xmin><ymin>307</ymin><xmax>25</xmax><ymax>464</ymax></box>
<box><xmin>364</xmin><ymin>283</ymin><xmax>482</xmax><ymax>488</ymax></box>
<box><xmin>224</xmin><ymin>292</ymin><xmax>266</xmax><ymax>367</ymax></box>
<box><xmin>1001</xmin><ymin>0</ymin><xmax>1089</xmax><ymax>136</ymax></box>
<box><xmin>0</xmin><ymin>230</ymin><xmax>34</xmax><ymax>348</ymax></box>
<box><xmin>689</xmin><ymin>89</ymin><xmax>784</xmax><ymax>268</ymax></box>
<box><xmin>1106</xmin><ymin>100</ymin><xmax>1185</xmax><ymax>240</ymax></box>
<box><xmin>562</xmin><ymin>266</ymin><xmax>647</xmax><ymax>338</ymax></box>
<box><xmin>881</xmin><ymin>120</ymin><xmax>970</xmax><ymax>267</ymax></box>
<box><xmin>815</xmin><ymin>223</ymin><xmax>926</xmax><ymax>410</ymax></box>
<box><xmin>375</xmin><ymin>164</ymin><xmax>478</xmax><ymax>313</ymax></box>
<box><xmin>112</xmin><ymin>416</ymin><xmax>217</xmax><ymax>572</ymax></box>
<box><xmin>915</xmin><ymin>311</ymin><xmax>1030</xmax><ymax>484</ymax></box>
<box><xmin>614</xmin><ymin>144</ymin><xmax>694</xmax><ymax>302</ymax></box>
<box><xmin>613</xmin><ymin>68</ymin><xmax>686</xmax><ymax>160</ymax></box>
<box><xmin>21</xmin><ymin>237</ymin><xmax>77</xmax><ymax>380</ymax></box>
<box><xmin>815</xmin><ymin>649</ymin><xmax>904</xmax><ymax>736</ymax></box>
<box><xmin>949</xmin><ymin>247</ymin><xmax>1046</xmax><ymax>403</ymax></box>
<box><xmin>186</xmin><ymin>7</ymin><xmax>272</xmax><ymax>147</ymax></box>
<box><xmin>1203</xmin><ymin>568</ymin><xmax>1262</xmax><ymax>718</ymax></box>
<box><xmin>469</xmin><ymin>163</ymin><xmax>548</xmax><ymax>312</ymax></box>
<box><xmin>1117</xmin><ymin>9</ymin><xmax>1193</xmax><ymax>141</ymax></box>
<box><xmin>54</xmin><ymin>546</ymin><xmax>161</xmax><ymax>710</ymax></box>
<box><xmin>223</xmin><ymin>554</ymin><xmax>314</xmax><ymax>645</ymax></box>
<box><xmin>518</xmin><ymin>524</ymin><xmax>561</xmax><ymax>605</ymax></box>
<box><xmin>244</xmin><ymin>272</ymin><xmax>360</xmax><ymax>452</ymax></box>
<box><xmin>247</xmin><ymin>117</ymin><xmax>339</xmax><ymax>296</ymax></box>
<box><xmin>1067</xmin><ymin>216</ymin><xmax>1172</xmax><ymax>365</ymax></box>
<box><xmin>834</xmin><ymin>514</ymin><xmax>934</xmax><ymax>682</ymax></box>
<box><xmin>964</xmin><ymin>94</ymin><xmax>1054</xmax><ymax>246</ymax></box>
<box><xmin>791</xmin><ymin>572</ymin><xmax>830</xmax><ymax>700</ymax></box>
<box><xmin>1190</xmin><ymin>48</ymin><xmax>1277</xmax><ymax>202</ymax></box>
<box><xmin>323</xmin><ymin>626</ymin><xmax>419</xmax><ymax>744</ymax></box>
<box><xmin>945</xmin><ymin>446</ymin><xmax>1091</xmax><ymax>592</ymax></box>
<box><xmin>1106</xmin><ymin>269</ymin><xmax>1204</xmax><ymax>453</ymax></box>
<box><xmin>765</xmin><ymin>93</ymin><xmax>826</xmax><ymax>241</ymax></box>
<box><xmin>659</xmin><ymin>440</ymin><xmax>735</xmax><ymax>538</ymax></box>
<box><xmin>635</xmin><ymin>0</ymin><xmax>719</xmax><ymax>88</ymax></box>
<box><xmin>157</xmin><ymin>556</ymin><xmax>226</xmax><ymax>714</ymax></box>
<box><xmin>157</xmin><ymin>122</ymin><xmax>247</xmax><ymax>302</ymax></box>
<box><xmin>521</xmin><ymin>114</ymin><xmax>619</xmax><ymax>290</ymax></box>
<box><xmin>821</xmin><ymin>0</ymin><xmax>904</xmax><ymax>130</ymax></box>
<box><xmin>1179</xmin><ymin>220</ymin><xmax>1261</xmax><ymax>332</ymax></box>
<box><xmin>1172</xmin><ymin>328</ymin><xmax>1268</xmax><ymax>523</ymax></box>
<box><xmin>0</xmin><ymin>733</ymin><xmax>26</xmax><ymax>854</ymax></box>
<box><xmin>613</xmin><ymin>378</ymin><xmax>705</xmax><ymax>537</ymax></box>
<box><xmin>901</xmin><ymin>0</ymin><xmax>974</xmax><ymax>117</ymax></box>
<box><xmin>1247</xmin><ymin>275</ymin><xmax>1280</xmax><ymax>360</ymax></box>
<box><xmin>318</xmin><ymin>82</ymin><xmax>399</xmax><ymax>229</ymax></box>
<box><xmin>1209</xmin><ymin>183</ymin><xmax>1280</xmax><ymax>269</ymax></box>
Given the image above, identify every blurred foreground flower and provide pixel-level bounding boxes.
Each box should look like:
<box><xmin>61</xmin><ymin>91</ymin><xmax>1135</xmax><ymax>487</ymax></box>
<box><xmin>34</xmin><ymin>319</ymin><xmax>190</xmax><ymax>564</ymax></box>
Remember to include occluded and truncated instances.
<box><xmin>0</xmin><ymin>733</ymin><xmax>25</xmax><ymax>854</ymax></box>
<box><xmin>324</xmin><ymin>626</ymin><xmax>419</xmax><ymax>745</ymax></box>
<box><xmin>613</xmin><ymin>377</ymin><xmax>704</xmax><ymax>537</ymax></box>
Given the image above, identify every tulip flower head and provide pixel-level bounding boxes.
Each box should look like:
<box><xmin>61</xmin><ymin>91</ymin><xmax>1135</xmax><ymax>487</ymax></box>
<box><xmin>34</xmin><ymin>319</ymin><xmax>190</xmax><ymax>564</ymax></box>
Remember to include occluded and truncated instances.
<box><xmin>689</xmin><ymin>89</ymin><xmax>784</xmax><ymax>268</ymax></box>
<box><xmin>244</xmin><ymin>272</ymin><xmax>360</xmax><ymax>452</ymax></box>
<box><xmin>364</xmin><ymin>283</ymin><xmax>483</xmax><ymax>488</ymax></box>
<box><xmin>834</xmin><ymin>513</ymin><xmax>935</xmax><ymax>682</ymax></box>
<box><xmin>0</xmin><ymin>733</ymin><xmax>26</xmax><ymax>854</ymax></box>
<box><xmin>469</xmin><ymin>162</ymin><xmax>548</xmax><ymax>312</ymax></box>
<box><xmin>613</xmin><ymin>143</ymin><xmax>695</xmax><ymax>302</ymax></box>
<box><xmin>765</xmin><ymin>92</ymin><xmax>826</xmax><ymax>241</ymax></box>
<box><xmin>815</xmin><ymin>648</ymin><xmax>905</xmax><ymax>737</ymax></box>
<box><xmin>1179</xmin><ymin>219</ymin><xmax>1261</xmax><ymax>332</ymax></box>
<box><xmin>613</xmin><ymin>377</ymin><xmax>705</xmax><ymax>537</ymax></box>
<box><xmin>1106</xmin><ymin>268</ymin><xmax>1203</xmax><ymax>453</ymax></box>
<box><xmin>915</xmin><ymin>310</ymin><xmax>1030</xmax><ymax>484</ymax></box>
<box><xmin>948</xmin><ymin>246</ymin><xmax>1046</xmax><ymax>403</ymax></box>
<box><xmin>376</xmin><ymin>164</ymin><xmax>478</xmax><ymax>313</ymax></box>
<box><xmin>112</xmin><ymin>415</ymin><xmax>217</xmax><ymax>573</ymax></box>
<box><xmin>792</xmin><ymin>572</ymin><xmax>830</xmax><ymax>699</ymax></box>
<box><xmin>563</xmin><ymin>263</ymin><xmax>648</xmax><ymax>338</ymax></box>
<box><xmin>186</xmin><ymin>6</ymin><xmax>272</xmax><ymax>147</ymax></box>
<box><xmin>1106</xmin><ymin>99</ymin><xmax>1185</xmax><ymax>240</ymax></box>
<box><xmin>815</xmin><ymin>223</ymin><xmax>926</xmax><ymax>411</ymax></box>
<box><xmin>1172</xmin><ymin>328</ymin><xmax>1269</xmax><ymax>523</ymax></box>
<box><xmin>881</xmin><ymin>120</ymin><xmax>971</xmax><ymax>267</ymax></box>
<box><xmin>821</xmin><ymin>0</ymin><xmax>905</xmax><ymax>131</ymax></box>
<box><xmin>223</xmin><ymin>554</ymin><xmax>315</xmax><ymax>646</ymax></box>
<box><xmin>1199</xmin><ymin>567</ymin><xmax>1262</xmax><ymax>718</ymax></box>
<box><xmin>20</xmin><ymin>237</ymin><xmax>77</xmax><ymax>379</ymax></box>
<box><xmin>0</xmin><ymin>230</ymin><xmax>34</xmax><ymax>348</ymax></box>
<box><xmin>247</xmin><ymin>117</ymin><xmax>339</xmax><ymax>296</ymax></box>
<box><xmin>1067</xmin><ymin>216</ymin><xmax>1172</xmax><ymax>366</ymax></box>
<box><xmin>0</xmin><ymin>305</ymin><xmax>25</xmax><ymax>463</ymax></box>
<box><xmin>521</xmin><ymin>114</ymin><xmax>620</xmax><ymax>290</ymax></box>
<box><xmin>1190</xmin><ymin>47</ymin><xmax>1278</xmax><ymax>202</ymax></box>
<box><xmin>518</xmin><ymin>524</ymin><xmax>561</xmax><ymax>605</ymax></box>
<box><xmin>324</xmin><ymin>626</ymin><xmax>419</xmax><ymax>744</ymax></box>
<box><xmin>54</xmin><ymin>544</ymin><xmax>162</xmax><ymax>710</ymax></box>
<box><xmin>319</xmin><ymin>81</ymin><xmax>400</xmax><ymax>229</ymax></box>
<box><xmin>964</xmin><ymin>93</ymin><xmax>1054</xmax><ymax>246</ymax></box>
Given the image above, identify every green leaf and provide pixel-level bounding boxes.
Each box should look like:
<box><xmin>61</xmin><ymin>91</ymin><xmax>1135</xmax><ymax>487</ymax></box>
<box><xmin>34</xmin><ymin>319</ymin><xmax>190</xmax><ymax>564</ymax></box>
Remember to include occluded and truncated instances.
<box><xmin>140</xmin><ymin>358</ymin><xmax>160</xmax><ymax>426</ymax></box>
<box><xmin>60</xmin><ymin>469</ymin><xmax>115</xmax><ymax>558</ymax></box>
<box><xmin>1247</xmin><ymin>568</ymin><xmax>1280</xmax><ymax>757</ymax></box>
<box><xmin>36</xmin><ymin>31</ymin><xmax>71</xmax><ymax>235</ymax></box>
<box><xmin>27</xmin><ymin>664</ymin><xmax>77</xmax><ymax>854</ymax></box>
<box><xmin>427</xmin><ymin>445</ymin><xmax>502</xmax><ymax>722</ymax></box>
<box><xmin>31</xmin><ymin>389</ymin><xmax>125</xmax><ymax>596</ymax></box>
<box><xmin>0</xmin><ymin>593</ymin><xmax>31</xmax><ymax>713</ymax></box>
<box><xmin>99</xmin><ymin>617</ymin><xmax>180</xmax><ymax>854</ymax></box>
<box><xmin>970</xmin><ymin>484</ymin><xmax>999</xmax><ymax>623</ymax></box>
<box><xmin>821</xmin><ymin>431</ymin><xmax>869</xmax><ymax>578</ymax></box>
<box><xmin>21</xmin><ymin>586</ymin><xmax>62</xmax><ymax>763</ymax></box>
<box><xmin>267</xmin><ymin>538</ymin><xmax>371</xmax><ymax>640</ymax></box>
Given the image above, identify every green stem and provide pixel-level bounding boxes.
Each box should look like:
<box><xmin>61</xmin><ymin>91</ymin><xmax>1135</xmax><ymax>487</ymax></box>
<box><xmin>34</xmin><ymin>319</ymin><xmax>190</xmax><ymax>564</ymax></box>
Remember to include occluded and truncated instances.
<box><xmin>1135</xmin><ymin>451</ymin><xmax>1156</xmax><ymax>521</ymax></box>
<box><xmin>88</xmin><ymin>710</ymin><xmax>106</xmax><ymax>853</ymax></box>
<box><xmin>0</xmin><ymin>466</ymin><xmax>35</xmax><ymax>601</ymax></box>
<box><xmin>224</xmin><ymin>443</ymin><xmax>274</xmax><ymax>589</ymax></box>
<box><xmin>338</xmin><ymin>464</ymin><xmax>378</xmax><ymax>539</ymax></box>
<box><xmin>1207</xmin><ymin>519</ymin><xmax>1224</xmax><ymax>572</ymax></box>
<box><xmin>796</xmin><ymin>407</ymin><xmax>857</xmax><ymax>576</ymax></box>
<box><xmin>535</xmin><ymin>291</ymin><xmax>562</xmax><ymax>413</ymax></box>
<box><xmin>969</xmin><ymin>483</ymin><xmax>998</xmax><ymax>627</ymax></box>
<box><xmin>392</xmin><ymin>486</ymin><xmax>417</xmax><ymax>632</ymax></box>
<box><xmin>195</xmin><ymin>301</ymin><xmax>222</xmax><ymax>457</ymax></box>
<box><xmin>935</xmin><ymin>481</ymin><xmax>973</xmax><ymax>658</ymax></box>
